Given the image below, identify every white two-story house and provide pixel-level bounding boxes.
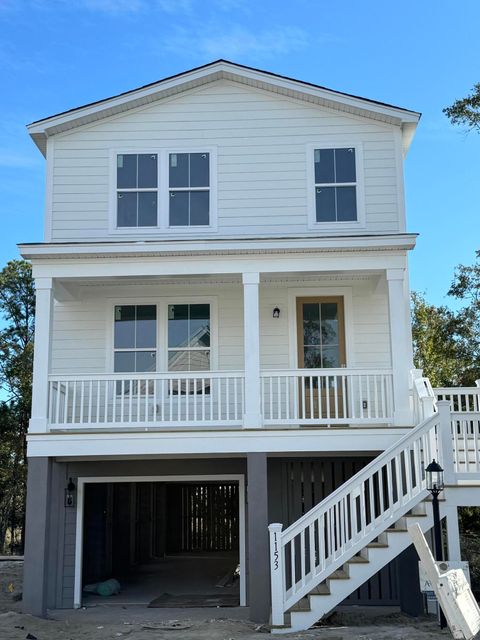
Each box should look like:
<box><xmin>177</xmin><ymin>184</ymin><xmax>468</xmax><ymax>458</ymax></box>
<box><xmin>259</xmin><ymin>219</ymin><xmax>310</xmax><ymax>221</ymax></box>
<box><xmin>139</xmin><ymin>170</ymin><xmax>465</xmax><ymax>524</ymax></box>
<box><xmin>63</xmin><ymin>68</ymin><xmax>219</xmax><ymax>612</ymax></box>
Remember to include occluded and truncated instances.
<box><xmin>20</xmin><ymin>61</ymin><xmax>480</xmax><ymax>631</ymax></box>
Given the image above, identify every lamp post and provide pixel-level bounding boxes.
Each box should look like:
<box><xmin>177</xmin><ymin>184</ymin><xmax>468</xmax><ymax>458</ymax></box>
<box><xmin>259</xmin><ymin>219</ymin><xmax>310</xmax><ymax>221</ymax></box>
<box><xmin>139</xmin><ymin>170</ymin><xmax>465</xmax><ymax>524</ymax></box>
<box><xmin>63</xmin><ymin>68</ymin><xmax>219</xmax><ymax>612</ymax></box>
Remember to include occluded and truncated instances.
<box><xmin>425</xmin><ymin>458</ymin><xmax>446</xmax><ymax>628</ymax></box>
<box><xmin>425</xmin><ymin>459</ymin><xmax>444</xmax><ymax>560</ymax></box>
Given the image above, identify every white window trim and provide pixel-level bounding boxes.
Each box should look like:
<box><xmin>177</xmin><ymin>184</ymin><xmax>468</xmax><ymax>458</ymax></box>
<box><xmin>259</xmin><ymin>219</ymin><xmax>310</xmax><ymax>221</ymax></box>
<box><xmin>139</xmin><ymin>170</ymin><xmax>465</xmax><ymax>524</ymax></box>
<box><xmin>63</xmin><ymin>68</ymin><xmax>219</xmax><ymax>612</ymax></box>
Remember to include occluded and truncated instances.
<box><xmin>306</xmin><ymin>140</ymin><xmax>365</xmax><ymax>231</ymax></box>
<box><xmin>106</xmin><ymin>296</ymin><xmax>219</xmax><ymax>372</ymax></box>
<box><xmin>108</xmin><ymin>147</ymin><xmax>218</xmax><ymax>235</ymax></box>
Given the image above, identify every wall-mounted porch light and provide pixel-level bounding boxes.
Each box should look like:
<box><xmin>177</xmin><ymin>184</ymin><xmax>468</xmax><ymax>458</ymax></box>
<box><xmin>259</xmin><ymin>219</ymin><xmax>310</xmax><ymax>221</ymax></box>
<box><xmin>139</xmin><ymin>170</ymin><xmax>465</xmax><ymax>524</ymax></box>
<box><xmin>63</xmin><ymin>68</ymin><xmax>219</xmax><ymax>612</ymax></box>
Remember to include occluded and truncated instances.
<box><xmin>65</xmin><ymin>478</ymin><xmax>76</xmax><ymax>508</ymax></box>
<box><xmin>272</xmin><ymin>307</ymin><xmax>280</xmax><ymax>319</ymax></box>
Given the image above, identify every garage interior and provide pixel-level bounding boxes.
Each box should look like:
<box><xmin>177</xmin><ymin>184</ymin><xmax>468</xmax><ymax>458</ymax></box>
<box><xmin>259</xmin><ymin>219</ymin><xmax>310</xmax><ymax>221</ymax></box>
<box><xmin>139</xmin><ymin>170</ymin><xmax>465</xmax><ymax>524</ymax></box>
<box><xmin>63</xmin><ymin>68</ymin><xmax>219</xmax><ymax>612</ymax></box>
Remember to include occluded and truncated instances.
<box><xmin>81</xmin><ymin>480</ymin><xmax>240</xmax><ymax>607</ymax></box>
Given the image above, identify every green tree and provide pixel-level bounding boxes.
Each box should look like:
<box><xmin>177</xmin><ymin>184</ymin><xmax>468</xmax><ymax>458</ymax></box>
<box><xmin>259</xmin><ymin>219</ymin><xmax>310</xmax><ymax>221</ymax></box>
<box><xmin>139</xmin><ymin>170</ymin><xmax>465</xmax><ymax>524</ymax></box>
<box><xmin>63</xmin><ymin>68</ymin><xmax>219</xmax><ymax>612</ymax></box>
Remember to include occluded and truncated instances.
<box><xmin>411</xmin><ymin>292</ymin><xmax>466</xmax><ymax>386</ymax></box>
<box><xmin>444</xmin><ymin>83</ymin><xmax>480</xmax><ymax>132</ymax></box>
<box><xmin>448</xmin><ymin>250</ymin><xmax>480</xmax><ymax>384</ymax></box>
<box><xmin>0</xmin><ymin>259</ymin><xmax>35</xmax><ymax>553</ymax></box>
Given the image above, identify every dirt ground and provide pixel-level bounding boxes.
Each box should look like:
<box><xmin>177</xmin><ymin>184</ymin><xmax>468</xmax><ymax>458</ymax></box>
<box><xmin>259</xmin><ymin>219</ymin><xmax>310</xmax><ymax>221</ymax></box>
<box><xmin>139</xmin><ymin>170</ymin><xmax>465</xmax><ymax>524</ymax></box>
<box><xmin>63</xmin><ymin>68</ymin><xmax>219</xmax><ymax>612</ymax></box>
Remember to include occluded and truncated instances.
<box><xmin>0</xmin><ymin>561</ymin><xmax>454</xmax><ymax>639</ymax></box>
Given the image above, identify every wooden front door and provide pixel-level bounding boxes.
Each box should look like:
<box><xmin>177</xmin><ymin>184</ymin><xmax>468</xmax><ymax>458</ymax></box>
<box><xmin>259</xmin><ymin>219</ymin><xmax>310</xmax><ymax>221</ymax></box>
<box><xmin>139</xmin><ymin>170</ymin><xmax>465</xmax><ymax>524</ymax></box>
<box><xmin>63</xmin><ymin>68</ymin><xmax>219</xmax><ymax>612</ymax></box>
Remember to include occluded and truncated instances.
<box><xmin>296</xmin><ymin>297</ymin><xmax>346</xmax><ymax>419</ymax></box>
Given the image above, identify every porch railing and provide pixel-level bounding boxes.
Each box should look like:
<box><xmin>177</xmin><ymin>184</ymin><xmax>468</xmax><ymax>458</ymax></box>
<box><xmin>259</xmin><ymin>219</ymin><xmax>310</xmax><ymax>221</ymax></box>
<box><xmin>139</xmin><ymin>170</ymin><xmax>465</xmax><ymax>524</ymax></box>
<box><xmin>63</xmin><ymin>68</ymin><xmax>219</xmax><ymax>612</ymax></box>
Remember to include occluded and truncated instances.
<box><xmin>261</xmin><ymin>368</ymin><xmax>394</xmax><ymax>425</ymax></box>
<box><xmin>434</xmin><ymin>386</ymin><xmax>480</xmax><ymax>413</ymax></box>
<box><xmin>48</xmin><ymin>371</ymin><xmax>245</xmax><ymax>428</ymax></box>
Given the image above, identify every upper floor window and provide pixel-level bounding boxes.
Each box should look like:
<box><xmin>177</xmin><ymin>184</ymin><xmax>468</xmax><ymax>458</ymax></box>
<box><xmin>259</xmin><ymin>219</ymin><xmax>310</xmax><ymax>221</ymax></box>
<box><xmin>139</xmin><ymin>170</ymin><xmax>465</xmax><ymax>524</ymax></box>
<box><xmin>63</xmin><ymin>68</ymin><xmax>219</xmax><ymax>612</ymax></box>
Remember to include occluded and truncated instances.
<box><xmin>113</xmin><ymin>150</ymin><xmax>214</xmax><ymax>232</ymax></box>
<box><xmin>169</xmin><ymin>153</ymin><xmax>210</xmax><ymax>226</ymax></box>
<box><xmin>117</xmin><ymin>154</ymin><xmax>158</xmax><ymax>228</ymax></box>
<box><xmin>314</xmin><ymin>147</ymin><xmax>357</xmax><ymax>223</ymax></box>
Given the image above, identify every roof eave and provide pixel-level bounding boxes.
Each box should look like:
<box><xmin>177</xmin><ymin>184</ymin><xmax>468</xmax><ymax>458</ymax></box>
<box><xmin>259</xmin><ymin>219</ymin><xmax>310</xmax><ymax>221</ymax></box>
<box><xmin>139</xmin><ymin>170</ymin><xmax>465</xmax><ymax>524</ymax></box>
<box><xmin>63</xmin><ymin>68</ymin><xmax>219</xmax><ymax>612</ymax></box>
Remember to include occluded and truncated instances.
<box><xmin>27</xmin><ymin>61</ymin><xmax>420</xmax><ymax>157</ymax></box>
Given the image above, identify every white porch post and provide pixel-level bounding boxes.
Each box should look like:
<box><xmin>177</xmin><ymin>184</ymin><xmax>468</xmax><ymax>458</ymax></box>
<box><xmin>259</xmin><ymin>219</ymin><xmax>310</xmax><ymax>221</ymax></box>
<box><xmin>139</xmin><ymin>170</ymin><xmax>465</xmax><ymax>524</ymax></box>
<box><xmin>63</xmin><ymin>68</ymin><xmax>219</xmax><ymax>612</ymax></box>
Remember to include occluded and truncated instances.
<box><xmin>30</xmin><ymin>277</ymin><xmax>53</xmax><ymax>434</ymax></box>
<box><xmin>269</xmin><ymin>522</ymin><xmax>285</xmax><ymax>626</ymax></box>
<box><xmin>386</xmin><ymin>268</ymin><xmax>412</xmax><ymax>426</ymax></box>
<box><xmin>242</xmin><ymin>272</ymin><xmax>262</xmax><ymax>429</ymax></box>
<box><xmin>437</xmin><ymin>399</ymin><xmax>455</xmax><ymax>485</ymax></box>
<box><xmin>444</xmin><ymin>505</ymin><xmax>462</xmax><ymax>562</ymax></box>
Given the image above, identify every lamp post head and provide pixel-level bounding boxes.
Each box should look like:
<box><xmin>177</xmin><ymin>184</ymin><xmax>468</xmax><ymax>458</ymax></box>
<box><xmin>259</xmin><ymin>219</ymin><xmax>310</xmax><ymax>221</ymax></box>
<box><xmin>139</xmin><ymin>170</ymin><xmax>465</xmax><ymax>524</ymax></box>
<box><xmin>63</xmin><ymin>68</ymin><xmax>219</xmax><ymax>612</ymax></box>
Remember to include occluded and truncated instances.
<box><xmin>425</xmin><ymin>458</ymin><xmax>444</xmax><ymax>495</ymax></box>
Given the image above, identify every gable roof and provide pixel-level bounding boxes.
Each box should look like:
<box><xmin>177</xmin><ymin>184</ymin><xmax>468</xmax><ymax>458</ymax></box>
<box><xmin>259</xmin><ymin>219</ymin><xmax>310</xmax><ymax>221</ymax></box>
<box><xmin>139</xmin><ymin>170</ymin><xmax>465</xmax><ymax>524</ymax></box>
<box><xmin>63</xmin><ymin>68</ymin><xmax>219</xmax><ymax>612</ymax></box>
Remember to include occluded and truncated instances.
<box><xmin>27</xmin><ymin>59</ymin><xmax>421</xmax><ymax>156</ymax></box>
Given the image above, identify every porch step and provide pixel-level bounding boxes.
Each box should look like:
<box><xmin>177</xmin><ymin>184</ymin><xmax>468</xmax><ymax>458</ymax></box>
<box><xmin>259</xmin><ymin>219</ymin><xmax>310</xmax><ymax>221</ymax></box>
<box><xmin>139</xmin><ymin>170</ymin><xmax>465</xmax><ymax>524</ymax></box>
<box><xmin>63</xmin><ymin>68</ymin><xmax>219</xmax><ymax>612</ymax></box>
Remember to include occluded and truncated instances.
<box><xmin>347</xmin><ymin>554</ymin><xmax>369</xmax><ymax>564</ymax></box>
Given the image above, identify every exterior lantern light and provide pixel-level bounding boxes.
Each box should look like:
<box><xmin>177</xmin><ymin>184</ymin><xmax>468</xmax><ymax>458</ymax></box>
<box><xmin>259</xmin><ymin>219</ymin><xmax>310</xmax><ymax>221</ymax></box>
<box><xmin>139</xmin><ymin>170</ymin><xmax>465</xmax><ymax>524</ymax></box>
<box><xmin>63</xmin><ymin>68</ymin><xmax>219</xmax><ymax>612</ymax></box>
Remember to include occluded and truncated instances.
<box><xmin>65</xmin><ymin>477</ymin><xmax>76</xmax><ymax>508</ymax></box>
<box><xmin>425</xmin><ymin>459</ymin><xmax>444</xmax><ymax>495</ymax></box>
<box><xmin>272</xmin><ymin>307</ymin><xmax>280</xmax><ymax>319</ymax></box>
<box><xmin>425</xmin><ymin>458</ymin><xmax>446</xmax><ymax>629</ymax></box>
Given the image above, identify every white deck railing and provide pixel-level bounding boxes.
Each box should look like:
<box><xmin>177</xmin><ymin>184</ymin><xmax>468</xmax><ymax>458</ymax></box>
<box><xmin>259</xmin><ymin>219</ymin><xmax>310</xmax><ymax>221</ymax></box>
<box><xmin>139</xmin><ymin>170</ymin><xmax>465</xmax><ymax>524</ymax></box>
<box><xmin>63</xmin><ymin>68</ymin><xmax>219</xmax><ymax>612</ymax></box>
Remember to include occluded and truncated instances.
<box><xmin>261</xmin><ymin>369</ymin><xmax>394</xmax><ymax>425</ymax></box>
<box><xmin>451</xmin><ymin>412</ymin><xmax>480</xmax><ymax>475</ymax></box>
<box><xmin>48</xmin><ymin>372</ymin><xmax>245</xmax><ymax>428</ymax></box>
<box><xmin>435</xmin><ymin>386</ymin><xmax>480</xmax><ymax>413</ymax></box>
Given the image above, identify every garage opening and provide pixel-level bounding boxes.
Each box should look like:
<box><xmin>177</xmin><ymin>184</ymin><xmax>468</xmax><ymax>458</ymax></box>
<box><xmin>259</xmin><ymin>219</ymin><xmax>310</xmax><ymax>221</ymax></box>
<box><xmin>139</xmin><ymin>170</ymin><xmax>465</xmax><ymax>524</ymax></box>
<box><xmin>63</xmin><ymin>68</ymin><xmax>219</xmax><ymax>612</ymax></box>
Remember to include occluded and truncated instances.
<box><xmin>81</xmin><ymin>480</ymin><xmax>241</xmax><ymax>607</ymax></box>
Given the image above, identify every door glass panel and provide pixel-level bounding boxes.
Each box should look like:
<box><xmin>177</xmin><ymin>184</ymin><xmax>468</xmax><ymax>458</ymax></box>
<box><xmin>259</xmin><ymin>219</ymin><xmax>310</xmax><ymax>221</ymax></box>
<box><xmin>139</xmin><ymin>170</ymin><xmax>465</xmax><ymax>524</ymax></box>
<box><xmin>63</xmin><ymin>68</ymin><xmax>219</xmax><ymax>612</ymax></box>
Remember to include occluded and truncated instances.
<box><xmin>321</xmin><ymin>303</ymin><xmax>339</xmax><ymax>345</ymax></box>
<box><xmin>303</xmin><ymin>303</ymin><xmax>320</xmax><ymax>345</ymax></box>
<box><xmin>322</xmin><ymin>346</ymin><xmax>340</xmax><ymax>368</ymax></box>
<box><xmin>304</xmin><ymin>346</ymin><xmax>322</xmax><ymax>368</ymax></box>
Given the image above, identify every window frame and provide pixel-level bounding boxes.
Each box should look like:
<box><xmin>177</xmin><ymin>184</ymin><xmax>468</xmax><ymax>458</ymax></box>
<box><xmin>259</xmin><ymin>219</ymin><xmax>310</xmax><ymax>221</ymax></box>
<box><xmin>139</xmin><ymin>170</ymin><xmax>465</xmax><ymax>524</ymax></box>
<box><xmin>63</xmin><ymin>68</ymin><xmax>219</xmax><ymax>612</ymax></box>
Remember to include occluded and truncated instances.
<box><xmin>166</xmin><ymin>302</ymin><xmax>212</xmax><ymax>374</ymax></box>
<box><xmin>106</xmin><ymin>297</ymin><xmax>219</xmax><ymax>373</ymax></box>
<box><xmin>109</xmin><ymin>147</ymin><xmax>218</xmax><ymax>235</ymax></box>
<box><xmin>306</xmin><ymin>141</ymin><xmax>365</xmax><ymax>231</ymax></box>
<box><xmin>112</xmin><ymin>303</ymin><xmax>159</xmax><ymax>375</ymax></box>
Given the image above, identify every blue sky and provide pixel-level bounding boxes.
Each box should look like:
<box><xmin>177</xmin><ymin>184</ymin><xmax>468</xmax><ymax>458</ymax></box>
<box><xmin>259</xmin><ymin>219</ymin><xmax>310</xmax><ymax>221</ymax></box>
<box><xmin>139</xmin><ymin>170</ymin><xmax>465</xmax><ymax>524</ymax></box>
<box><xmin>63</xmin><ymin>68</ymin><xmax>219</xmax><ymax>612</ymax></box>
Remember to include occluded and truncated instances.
<box><xmin>0</xmin><ymin>0</ymin><xmax>478</xmax><ymax>307</ymax></box>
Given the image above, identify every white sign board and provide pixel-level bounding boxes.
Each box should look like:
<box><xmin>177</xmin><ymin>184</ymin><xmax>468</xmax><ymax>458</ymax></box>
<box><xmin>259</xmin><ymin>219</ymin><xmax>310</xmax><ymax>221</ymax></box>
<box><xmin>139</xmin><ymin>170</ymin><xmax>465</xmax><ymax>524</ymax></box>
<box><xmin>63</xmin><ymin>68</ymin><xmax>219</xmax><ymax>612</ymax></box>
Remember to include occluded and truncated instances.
<box><xmin>409</xmin><ymin>523</ymin><xmax>480</xmax><ymax>640</ymax></box>
<box><xmin>419</xmin><ymin>561</ymin><xmax>471</xmax><ymax>592</ymax></box>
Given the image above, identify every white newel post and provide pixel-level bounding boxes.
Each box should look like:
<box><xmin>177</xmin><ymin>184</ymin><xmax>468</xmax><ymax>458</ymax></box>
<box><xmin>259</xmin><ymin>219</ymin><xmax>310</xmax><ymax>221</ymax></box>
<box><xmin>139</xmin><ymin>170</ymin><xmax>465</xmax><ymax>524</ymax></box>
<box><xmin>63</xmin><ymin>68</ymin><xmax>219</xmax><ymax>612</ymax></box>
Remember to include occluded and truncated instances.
<box><xmin>437</xmin><ymin>400</ymin><xmax>455</xmax><ymax>485</ymax></box>
<box><xmin>268</xmin><ymin>523</ymin><xmax>285</xmax><ymax>626</ymax></box>
<box><xmin>30</xmin><ymin>277</ymin><xmax>53</xmax><ymax>433</ymax></box>
<box><xmin>386</xmin><ymin>268</ymin><xmax>412</xmax><ymax>426</ymax></box>
<box><xmin>242</xmin><ymin>272</ymin><xmax>262</xmax><ymax>429</ymax></box>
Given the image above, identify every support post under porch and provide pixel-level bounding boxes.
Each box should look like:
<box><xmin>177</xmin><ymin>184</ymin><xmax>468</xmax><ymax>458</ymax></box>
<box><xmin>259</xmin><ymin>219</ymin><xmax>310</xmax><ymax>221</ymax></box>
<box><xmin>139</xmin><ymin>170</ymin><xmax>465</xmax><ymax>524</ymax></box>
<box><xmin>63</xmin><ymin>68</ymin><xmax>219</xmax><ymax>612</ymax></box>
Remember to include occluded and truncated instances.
<box><xmin>386</xmin><ymin>268</ymin><xmax>413</xmax><ymax>425</ymax></box>
<box><xmin>243</xmin><ymin>272</ymin><xmax>262</xmax><ymax>428</ymax></box>
<box><xmin>247</xmin><ymin>452</ymin><xmax>270</xmax><ymax>622</ymax></box>
<box><xmin>23</xmin><ymin>457</ymin><xmax>52</xmax><ymax>616</ymax></box>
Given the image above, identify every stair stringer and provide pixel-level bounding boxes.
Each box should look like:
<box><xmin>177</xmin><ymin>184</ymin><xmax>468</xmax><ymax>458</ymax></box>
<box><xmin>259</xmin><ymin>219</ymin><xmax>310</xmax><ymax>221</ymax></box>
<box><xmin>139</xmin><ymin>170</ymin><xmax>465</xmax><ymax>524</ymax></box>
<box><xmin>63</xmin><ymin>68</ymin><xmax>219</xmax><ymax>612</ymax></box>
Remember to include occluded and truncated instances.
<box><xmin>278</xmin><ymin>501</ymin><xmax>440</xmax><ymax>634</ymax></box>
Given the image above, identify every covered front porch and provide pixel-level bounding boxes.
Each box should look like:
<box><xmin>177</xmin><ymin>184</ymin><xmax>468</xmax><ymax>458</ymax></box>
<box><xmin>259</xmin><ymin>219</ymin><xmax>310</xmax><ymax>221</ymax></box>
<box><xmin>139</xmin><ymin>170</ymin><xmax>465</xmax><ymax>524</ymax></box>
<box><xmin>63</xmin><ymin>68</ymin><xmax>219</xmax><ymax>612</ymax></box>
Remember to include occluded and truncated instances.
<box><xmin>25</xmin><ymin>238</ymin><xmax>415</xmax><ymax>435</ymax></box>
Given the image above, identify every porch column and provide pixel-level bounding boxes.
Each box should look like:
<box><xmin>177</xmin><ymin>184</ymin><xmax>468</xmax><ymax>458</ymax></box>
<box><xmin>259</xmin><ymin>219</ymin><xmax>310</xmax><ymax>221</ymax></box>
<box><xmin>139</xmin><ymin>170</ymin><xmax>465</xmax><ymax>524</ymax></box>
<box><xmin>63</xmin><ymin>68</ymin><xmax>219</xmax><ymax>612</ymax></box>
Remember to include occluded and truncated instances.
<box><xmin>386</xmin><ymin>269</ymin><xmax>412</xmax><ymax>425</ymax></box>
<box><xmin>444</xmin><ymin>505</ymin><xmax>461</xmax><ymax>562</ymax></box>
<box><xmin>30</xmin><ymin>277</ymin><xmax>53</xmax><ymax>433</ymax></box>
<box><xmin>242</xmin><ymin>272</ymin><xmax>262</xmax><ymax>428</ymax></box>
<box><xmin>23</xmin><ymin>457</ymin><xmax>51</xmax><ymax>616</ymax></box>
<box><xmin>247</xmin><ymin>453</ymin><xmax>270</xmax><ymax>622</ymax></box>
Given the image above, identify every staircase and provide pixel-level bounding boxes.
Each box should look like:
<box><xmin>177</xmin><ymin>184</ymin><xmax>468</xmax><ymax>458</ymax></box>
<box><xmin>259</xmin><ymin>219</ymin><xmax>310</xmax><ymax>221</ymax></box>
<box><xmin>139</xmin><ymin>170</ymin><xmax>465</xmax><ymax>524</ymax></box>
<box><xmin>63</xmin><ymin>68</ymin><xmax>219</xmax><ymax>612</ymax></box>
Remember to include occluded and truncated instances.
<box><xmin>268</xmin><ymin>405</ymin><xmax>445</xmax><ymax>633</ymax></box>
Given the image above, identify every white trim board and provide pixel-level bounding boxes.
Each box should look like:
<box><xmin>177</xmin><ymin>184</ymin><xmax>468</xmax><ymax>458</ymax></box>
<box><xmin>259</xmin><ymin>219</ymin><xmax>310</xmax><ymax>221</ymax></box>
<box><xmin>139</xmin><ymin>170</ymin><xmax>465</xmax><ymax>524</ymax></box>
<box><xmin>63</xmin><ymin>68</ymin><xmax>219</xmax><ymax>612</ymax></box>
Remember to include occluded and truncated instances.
<box><xmin>74</xmin><ymin>474</ymin><xmax>246</xmax><ymax>609</ymax></box>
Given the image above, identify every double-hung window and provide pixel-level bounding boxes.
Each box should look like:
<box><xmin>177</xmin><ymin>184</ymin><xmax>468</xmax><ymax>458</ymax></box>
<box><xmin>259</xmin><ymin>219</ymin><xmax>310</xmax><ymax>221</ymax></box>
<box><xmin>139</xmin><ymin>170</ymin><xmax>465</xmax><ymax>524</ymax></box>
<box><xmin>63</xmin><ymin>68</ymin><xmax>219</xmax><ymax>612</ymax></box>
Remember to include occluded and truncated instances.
<box><xmin>113</xmin><ymin>305</ymin><xmax>157</xmax><ymax>373</ymax></box>
<box><xmin>169</xmin><ymin>153</ymin><xmax>210</xmax><ymax>227</ymax></box>
<box><xmin>117</xmin><ymin>154</ymin><xmax>158</xmax><ymax>227</ymax></box>
<box><xmin>314</xmin><ymin>147</ymin><xmax>357</xmax><ymax>223</ymax></box>
<box><xmin>114</xmin><ymin>151</ymin><xmax>212</xmax><ymax>230</ymax></box>
<box><xmin>168</xmin><ymin>303</ymin><xmax>211</xmax><ymax>395</ymax></box>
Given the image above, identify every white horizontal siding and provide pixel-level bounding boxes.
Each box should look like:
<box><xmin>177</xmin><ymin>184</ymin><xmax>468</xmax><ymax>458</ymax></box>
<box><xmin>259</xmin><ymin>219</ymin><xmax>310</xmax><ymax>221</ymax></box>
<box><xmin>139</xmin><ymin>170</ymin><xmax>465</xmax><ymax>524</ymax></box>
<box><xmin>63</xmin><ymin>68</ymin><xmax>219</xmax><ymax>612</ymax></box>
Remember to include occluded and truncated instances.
<box><xmin>50</xmin><ymin>80</ymin><xmax>402</xmax><ymax>241</ymax></box>
<box><xmin>50</xmin><ymin>278</ymin><xmax>391</xmax><ymax>375</ymax></box>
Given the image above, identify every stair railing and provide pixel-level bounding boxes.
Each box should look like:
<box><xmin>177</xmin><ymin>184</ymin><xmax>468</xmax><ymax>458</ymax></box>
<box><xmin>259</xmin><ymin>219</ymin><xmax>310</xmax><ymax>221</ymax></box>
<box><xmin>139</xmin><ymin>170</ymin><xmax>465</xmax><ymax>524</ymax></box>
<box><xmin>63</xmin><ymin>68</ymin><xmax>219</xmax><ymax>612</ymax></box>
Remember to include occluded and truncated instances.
<box><xmin>269</xmin><ymin>409</ymin><xmax>443</xmax><ymax>626</ymax></box>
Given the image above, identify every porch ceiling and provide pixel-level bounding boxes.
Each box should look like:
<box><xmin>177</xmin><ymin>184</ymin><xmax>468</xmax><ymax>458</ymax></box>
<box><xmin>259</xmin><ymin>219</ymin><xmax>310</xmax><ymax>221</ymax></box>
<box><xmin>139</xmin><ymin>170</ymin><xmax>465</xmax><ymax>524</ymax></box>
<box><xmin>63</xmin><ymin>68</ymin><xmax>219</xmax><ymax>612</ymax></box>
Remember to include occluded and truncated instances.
<box><xmin>53</xmin><ymin>270</ymin><xmax>384</xmax><ymax>300</ymax></box>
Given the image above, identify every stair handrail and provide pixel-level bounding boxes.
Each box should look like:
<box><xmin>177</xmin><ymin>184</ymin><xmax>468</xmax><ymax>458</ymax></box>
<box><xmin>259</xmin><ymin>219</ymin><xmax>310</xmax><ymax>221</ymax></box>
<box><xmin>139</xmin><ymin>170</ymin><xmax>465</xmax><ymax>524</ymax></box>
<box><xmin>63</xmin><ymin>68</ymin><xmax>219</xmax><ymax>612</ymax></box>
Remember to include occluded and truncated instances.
<box><xmin>283</xmin><ymin>412</ymin><xmax>438</xmax><ymax>542</ymax></box>
<box><xmin>269</xmin><ymin>409</ymin><xmax>443</xmax><ymax>625</ymax></box>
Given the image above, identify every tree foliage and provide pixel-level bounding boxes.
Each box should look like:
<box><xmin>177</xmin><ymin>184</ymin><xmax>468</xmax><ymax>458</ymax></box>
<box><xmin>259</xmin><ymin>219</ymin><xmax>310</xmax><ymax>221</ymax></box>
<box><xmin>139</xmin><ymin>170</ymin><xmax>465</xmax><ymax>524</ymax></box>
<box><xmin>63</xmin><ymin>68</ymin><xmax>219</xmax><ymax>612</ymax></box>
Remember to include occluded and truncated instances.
<box><xmin>411</xmin><ymin>292</ymin><xmax>465</xmax><ymax>386</ymax></box>
<box><xmin>412</xmin><ymin>251</ymin><xmax>480</xmax><ymax>387</ymax></box>
<box><xmin>0</xmin><ymin>259</ymin><xmax>35</xmax><ymax>553</ymax></box>
<box><xmin>443</xmin><ymin>83</ymin><xmax>480</xmax><ymax>132</ymax></box>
